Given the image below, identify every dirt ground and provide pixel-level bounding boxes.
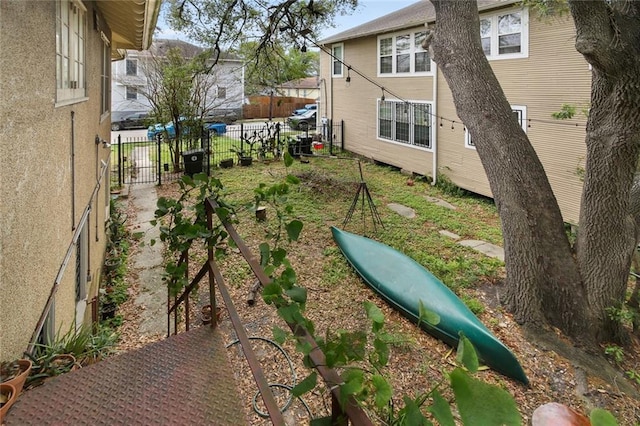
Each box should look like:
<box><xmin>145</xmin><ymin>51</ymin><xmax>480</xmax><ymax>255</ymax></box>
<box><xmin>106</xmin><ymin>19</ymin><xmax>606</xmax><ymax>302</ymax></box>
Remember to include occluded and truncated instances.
<box><xmin>115</xmin><ymin>167</ymin><xmax>640</xmax><ymax>425</ymax></box>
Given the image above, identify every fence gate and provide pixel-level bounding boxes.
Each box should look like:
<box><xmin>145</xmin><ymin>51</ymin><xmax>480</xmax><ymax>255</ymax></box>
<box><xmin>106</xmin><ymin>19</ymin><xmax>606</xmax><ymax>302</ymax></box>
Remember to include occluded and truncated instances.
<box><xmin>111</xmin><ymin>133</ymin><xmax>211</xmax><ymax>187</ymax></box>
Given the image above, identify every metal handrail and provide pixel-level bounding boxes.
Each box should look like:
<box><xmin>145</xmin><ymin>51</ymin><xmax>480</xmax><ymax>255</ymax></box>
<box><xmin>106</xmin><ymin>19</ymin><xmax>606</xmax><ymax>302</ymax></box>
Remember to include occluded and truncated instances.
<box><xmin>207</xmin><ymin>198</ymin><xmax>373</xmax><ymax>426</ymax></box>
<box><xmin>165</xmin><ymin>196</ymin><xmax>373</xmax><ymax>425</ymax></box>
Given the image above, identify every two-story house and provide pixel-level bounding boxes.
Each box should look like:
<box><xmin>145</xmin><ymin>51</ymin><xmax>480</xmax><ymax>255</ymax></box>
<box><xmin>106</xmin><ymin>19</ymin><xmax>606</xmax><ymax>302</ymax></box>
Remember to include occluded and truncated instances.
<box><xmin>0</xmin><ymin>0</ymin><xmax>160</xmax><ymax>361</ymax></box>
<box><xmin>111</xmin><ymin>39</ymin><xmax>245</xmax><ymax>124</ymax></box>
<box><xmin>319</xmin><ymin>0</ymin><xmax>590</xmax><ymax>224</ymax></box>
<box><xmin>276</xmin><ymin>76</ymin><xmax>321</xmax><ymax>101</ymax></box>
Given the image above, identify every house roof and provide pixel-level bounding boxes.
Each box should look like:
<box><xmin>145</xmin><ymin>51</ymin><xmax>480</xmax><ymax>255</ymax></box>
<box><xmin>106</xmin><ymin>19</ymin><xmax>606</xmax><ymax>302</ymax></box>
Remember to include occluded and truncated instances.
<box><xmin>95</xmin><ymin>0</ymin><xmax>161</xmax><ymax>56</ymax></box>
<box><xmin>143</xmin><ymin>39</ymin><xmax>242</xmax><ymax>62</ymax></box>
<box><xmin>319</xmin><ymin>0</ymin><xmax>519</xmax><ymax>45</ymax></box>
<box><xmin>278</xmin><ymin>76</ymin><xmax>320</xmax><ymax>89</ymax></box>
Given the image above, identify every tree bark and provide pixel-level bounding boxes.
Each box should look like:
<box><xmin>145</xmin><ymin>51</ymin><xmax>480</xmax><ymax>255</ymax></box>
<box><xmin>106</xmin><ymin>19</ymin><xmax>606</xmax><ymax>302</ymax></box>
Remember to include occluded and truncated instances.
<box><xmin>428</xmin><ymin>0</ymin><xmax>596</xmax><ymax>343</ymax></box>
<box><xmin>568</xmin><ymin>0</ymin><xmax>640</xmax><ymax>343</ymax></box>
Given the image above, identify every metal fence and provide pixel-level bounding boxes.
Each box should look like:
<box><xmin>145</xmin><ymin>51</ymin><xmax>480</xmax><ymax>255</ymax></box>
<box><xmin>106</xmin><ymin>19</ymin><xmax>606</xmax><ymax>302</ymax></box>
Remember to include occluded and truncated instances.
<box><xmin>110</xmin><ymin>119</ymin><xmax>345</xmax><ymax>187</ymax></box>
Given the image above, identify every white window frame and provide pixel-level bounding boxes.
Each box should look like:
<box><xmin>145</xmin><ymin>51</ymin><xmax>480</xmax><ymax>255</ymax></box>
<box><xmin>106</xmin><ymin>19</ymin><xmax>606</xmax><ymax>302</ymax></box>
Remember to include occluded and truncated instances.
<box><xmin>377</xmin><ymin>30</ymin><xmax>434</xmax><ymax>77</ymax></box>
<box><xmin>126</xmin><ymin>58</ymin><xmax>138</xmax><ymax>76</ymax></box>
<box><xmin>377</xmin><ymin>99</ymin><xmax>434</xmax><ymax>151</ymax></box>
<box><xmin>56</xmin><ymin>0</ymin><xmax>87</xmax><ymax>105</ymax></box>
<box><xmin>100</xmin><ymin>32</ymin><xmax>111</xmax><ymax>117</ymax></box>
<box><xmin>479</xmin><ymin>8</ymin><xmax>529</xmax><ymax>60</ymax></box>
<box><xmin>465</xmin><ymin>105</ymin><xmax>527</xmax><ymax>149</ymax></box>
<box><xmin>332</xmin><ymin>44</ymin><xmax>344</xmax><ymax>78</ymax></box>
<box><xmin>126</xmin><ymin>86</ymin><xmax>138</xmax><ymax>100</ymax></box>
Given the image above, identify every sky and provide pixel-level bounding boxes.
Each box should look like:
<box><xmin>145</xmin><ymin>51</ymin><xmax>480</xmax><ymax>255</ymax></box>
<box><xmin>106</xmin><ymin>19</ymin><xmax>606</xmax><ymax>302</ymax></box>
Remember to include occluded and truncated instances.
<box><xmin>155</xmin><ymin>0</ymin><xmax>420</xmax><ymax>43</ymax></box>
<box><xmin>320</xmin><ymin>0</ymin><xmax>418</xmax><ymax>39</ymax></box>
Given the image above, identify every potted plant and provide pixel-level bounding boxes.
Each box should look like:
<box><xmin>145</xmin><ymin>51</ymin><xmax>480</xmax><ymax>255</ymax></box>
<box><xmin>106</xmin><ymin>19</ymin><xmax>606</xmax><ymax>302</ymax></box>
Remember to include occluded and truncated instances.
<box><xmin>1</xmin><ymin>359</ymin><xmax>32</xmax><ymax>396</ymax></box>
<box><xmin>219</xmin><ymin>158</ymin><xmax>234</xmax><ymax>168</ymax></box>
<box><xmin>0</xmin><ymin>382</ymin><xmax>16</xmax><ymax>422</ymax></box>
<box><xmin>0</xmin><ymin>358</ymin><xmax>32</xmax><ymax>419</ymax></box>
<box><xmin>231</xmin><ymin>147</ymin><xmax>253</xmax><ymax>166</ymax></box>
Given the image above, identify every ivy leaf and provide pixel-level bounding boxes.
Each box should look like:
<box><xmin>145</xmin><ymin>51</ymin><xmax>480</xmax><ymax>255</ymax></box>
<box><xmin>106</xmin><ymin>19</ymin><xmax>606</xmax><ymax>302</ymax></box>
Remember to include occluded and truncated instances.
<box><xmin>262</xmin><ymin>283</ymin><xmax>282</xmax><ymax>304</ymax></box>
<box><xmin>364</xmin><ymin>301</ymin><xmax>384</xmax><ymax>325</ymax></box>
<box><xmin>373</xmin><ymin>337</ymin><xmax>389</xmax><ymax>367</ymax></box>
<box><xmin>286</xmin><ymin>286</ymin><xmax>307</xmax><ymax>304</ymax></box>
<box><xmin>277</xmin><ymin>304</ymin><xmax>300</xmax><ymax>323</ymax></box>
<box><xmin>284</xmin><ymin>152</ymin><xmax>294</xmax><ymax>167</ymax></box>
<box><xmin>418</xmin><ymin>300</ymin><xmax>440</xmax><ymax>327</ymax></box>
<box><xmin>456</xmin><ymin>332</ymin><xmax>479</xmax><ymax>373</ymax></box>
<box><xmin>279</xmin><ymin>267</ymin><xmax>297</xmax><ymax>289</ymax></box>
<box><xmin>371</xmin><ymin>374</ymin><xmax>392</xmax><ymax>408</ymax></box>
<box><xmin>286</xmin><ymin>220</ymin><xmax>303</xmax><ymax>241</ymax></box>
<box><xmin>450</xmin><ymin>368</ymin><xmax>521</xmax><ymax>425</ymax></box>
<box><xmin>399</xmin><ymin>396</ymin><xmax>432</xmax><ymax>425</ymax></box>
<box><xmin>259</xmin><ymin>242</ymin><xmax>270</xmax><ymax>268</ymax></box>
<box><xmin>590</xmin><ymin>408</ymin><xmax>618</xmax><ymax>426</ymax></box>
<box><xmin>340</xmin><ymin>368</ymin><xmax>364</xmax><ymax>405</ymax></box>
<box><xmin>272</xmin><ymin>326</ymin><xmax>287</xmax><ymax>345</ymax></box>
<box><xmin>272</xmin><ymin>248</ymin><xmax>287</xmax><ymax>267</ymax></box>
<box><xmin>428</xmin><ymin>390</ymin><xmax>455</xmax><ymax>426</ymax></box>
<box><xmin>292</xmin><ymin>372</ymin><xmax>317</xmax><ymax>397</ymax></box>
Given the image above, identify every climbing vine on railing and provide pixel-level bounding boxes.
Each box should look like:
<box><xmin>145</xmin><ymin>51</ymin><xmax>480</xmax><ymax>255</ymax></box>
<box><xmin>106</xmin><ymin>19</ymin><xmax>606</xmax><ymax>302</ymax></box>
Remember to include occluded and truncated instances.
<box><xmin>152</xmin><ymin>172</ymin><xmax>233</xmax><ymax>296</ymax></box>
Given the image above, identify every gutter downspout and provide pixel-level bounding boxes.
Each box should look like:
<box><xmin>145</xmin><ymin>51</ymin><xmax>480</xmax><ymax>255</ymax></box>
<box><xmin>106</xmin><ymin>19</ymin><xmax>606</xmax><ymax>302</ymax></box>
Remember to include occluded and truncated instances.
<box><xmin>71</xmin><ymin>111</ymin><xmax>76</xmax><ymax>229</ymax></box>
<box><xmin>431</xmin><ymin>61</ymin><xmax>438</xmax><ymax>186</ymax></box>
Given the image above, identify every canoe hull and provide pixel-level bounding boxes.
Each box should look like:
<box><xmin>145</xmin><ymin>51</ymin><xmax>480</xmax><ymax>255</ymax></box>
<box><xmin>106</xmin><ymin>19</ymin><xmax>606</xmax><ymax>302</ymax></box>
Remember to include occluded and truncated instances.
<box><xmin>331</xmin><ymin>226</ymin><xmax>528</xmax><ymax>384</ymax></box>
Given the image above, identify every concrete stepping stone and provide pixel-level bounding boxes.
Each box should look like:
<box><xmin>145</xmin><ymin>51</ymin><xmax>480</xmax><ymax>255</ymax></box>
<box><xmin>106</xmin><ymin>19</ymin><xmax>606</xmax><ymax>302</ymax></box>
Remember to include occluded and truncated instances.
<box><xmin>458</xmin><ymin>239</ymin><xmax>504</xmax><ymax>261</ymax></box>
<box><xmin>424</xmin><ymin>196</ymin><xmax>457</xmax><ymax>210</ymax></box>
<box><xmin>387</xmin><ymin>203</ymin><xmax>416</xmax><ymax>218</ymax></box>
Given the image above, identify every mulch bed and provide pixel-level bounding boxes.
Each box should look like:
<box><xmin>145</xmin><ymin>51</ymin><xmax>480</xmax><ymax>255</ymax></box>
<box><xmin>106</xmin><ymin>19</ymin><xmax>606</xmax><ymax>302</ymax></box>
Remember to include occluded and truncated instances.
<box><xmin>114</xmin><ymin>167</ymin><xmax>640</xmax><ymax>425</ymax></box>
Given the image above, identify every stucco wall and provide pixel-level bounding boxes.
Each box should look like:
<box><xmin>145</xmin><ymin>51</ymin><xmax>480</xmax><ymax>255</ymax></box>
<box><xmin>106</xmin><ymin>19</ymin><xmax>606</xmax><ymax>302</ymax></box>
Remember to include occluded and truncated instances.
<box><xmin>0</xmin><ymin>0</ymin><xmax>110</xmax><ymax>360</ymax></box>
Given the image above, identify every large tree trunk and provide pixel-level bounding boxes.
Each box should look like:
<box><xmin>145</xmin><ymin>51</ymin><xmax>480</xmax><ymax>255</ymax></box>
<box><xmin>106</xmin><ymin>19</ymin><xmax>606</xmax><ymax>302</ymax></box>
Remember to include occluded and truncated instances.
<box><xmin>429</xmin><ymin>0</ymin><xmax>640</xmax><ymax>345</ymax></box>
<box><xmin>427</xmin><ymin>0</ymin><xmax>598</xmax><ymax>342</ymax></box>
<box><xmin>569</xmin><ymin>1</ymin><xmax>640</xmax><ymax>343</ymax></box>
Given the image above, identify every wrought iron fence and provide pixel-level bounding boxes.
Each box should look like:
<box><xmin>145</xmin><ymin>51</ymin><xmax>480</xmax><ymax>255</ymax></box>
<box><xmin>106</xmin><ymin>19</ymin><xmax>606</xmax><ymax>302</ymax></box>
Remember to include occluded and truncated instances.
<box><xmin>110</xmin><ymin>119</ymin><xmax>345</xmax><ymax>187</ymax></box>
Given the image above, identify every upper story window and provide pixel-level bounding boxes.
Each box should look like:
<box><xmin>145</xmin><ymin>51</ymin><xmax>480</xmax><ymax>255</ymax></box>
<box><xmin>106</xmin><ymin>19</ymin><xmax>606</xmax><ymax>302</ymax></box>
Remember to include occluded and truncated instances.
<box><xmin>465</xmin><ymin>105</ymin><xmax>527</xmax><ymax>149</ymax></box>
<box><xmin>332</xmin><ymin>44</ymin><xmax>344</xmax><ymax>77</ymax></box>
<box><xmin>480</xmin><ymin>8</ymin><xmax>529</xmax><ymax>60</ymax></box>
<box><xmin>378</xmin><ymin>31</ymin><xmax>432</xmax><ymax>76</ymax></box>
<box><xmin>217</xmin><ymin>87</ymin><xmax>226</xmax><ymax>99</ymax></box>
<box><xmin>378</xmin><ymin>99</ymin><xmax>433</xmax><ymax>150</ymax></box>
<box><xmin>126</xmin><ymin>86</ymin><xmax>138</xmax><ymax>100</ymax></box>
<box><xmin>56</xmin><ymin>0</ymin><xmax>87</xmax><ymax>104</ymax></box>
<box><xmin>126</xmin><ymin>59</ymin><xmax>138</xmax><ymax>76</ymax></box>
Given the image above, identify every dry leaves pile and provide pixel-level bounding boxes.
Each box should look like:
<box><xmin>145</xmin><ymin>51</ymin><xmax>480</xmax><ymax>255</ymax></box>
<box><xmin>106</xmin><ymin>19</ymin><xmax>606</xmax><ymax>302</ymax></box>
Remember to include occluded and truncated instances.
<box><xmin>115</xmin><ymin>163</ymin><xmax>639</xmax><ymax>425</ymax></box>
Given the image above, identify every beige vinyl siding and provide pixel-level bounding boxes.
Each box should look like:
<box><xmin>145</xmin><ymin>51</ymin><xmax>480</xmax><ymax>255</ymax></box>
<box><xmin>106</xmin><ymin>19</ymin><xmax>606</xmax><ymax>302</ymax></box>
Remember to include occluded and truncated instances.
<box><xmin>321</xmin><ymin>8</ymin><xmax>589</xmax><ymax>224</ymax></box>
<box><xmin>324</xmin><ymin>32</ymin><xmax>436</xmax><ymax>175</ymax></box>
<box><xmin>435</xmin><ymin>11</ymin><xmax>589</xmax><ymax>224</ymax></box>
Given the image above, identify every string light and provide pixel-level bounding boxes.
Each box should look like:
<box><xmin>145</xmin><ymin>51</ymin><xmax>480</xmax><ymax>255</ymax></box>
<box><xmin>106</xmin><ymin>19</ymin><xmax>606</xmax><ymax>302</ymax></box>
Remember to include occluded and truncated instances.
<box><xmin>300</xmin><ymin>34</ymin><xmax>587</xmax><ymax>131</ymax></box>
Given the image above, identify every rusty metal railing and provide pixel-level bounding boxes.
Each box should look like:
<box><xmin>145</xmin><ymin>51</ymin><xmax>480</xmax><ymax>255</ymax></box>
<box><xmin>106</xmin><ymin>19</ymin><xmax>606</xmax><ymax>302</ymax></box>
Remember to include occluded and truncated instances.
<box><xmin>207</xmin><ymin>198</ymin><xmax>373</xmax><ymax>425</ymax></box>
<box><xmin>166</xmin><ymin>197</ymin><xmax>373</xmax><ymax>425</ymax></box>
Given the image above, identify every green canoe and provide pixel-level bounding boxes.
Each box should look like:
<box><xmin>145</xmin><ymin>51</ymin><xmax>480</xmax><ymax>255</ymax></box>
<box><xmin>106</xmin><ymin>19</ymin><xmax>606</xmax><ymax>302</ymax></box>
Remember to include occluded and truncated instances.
<box><xmin>331</xmin><ymin>227</ymin><xmax>528</xmax><ymax>385</ymax></box>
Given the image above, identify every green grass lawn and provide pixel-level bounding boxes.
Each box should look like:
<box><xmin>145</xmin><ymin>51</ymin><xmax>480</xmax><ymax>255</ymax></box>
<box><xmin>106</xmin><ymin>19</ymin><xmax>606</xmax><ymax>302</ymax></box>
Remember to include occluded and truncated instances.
<box><xmin>206</xmin><ymin>155</ymin><xmax>504</xmax><ymax>313</ymax></box>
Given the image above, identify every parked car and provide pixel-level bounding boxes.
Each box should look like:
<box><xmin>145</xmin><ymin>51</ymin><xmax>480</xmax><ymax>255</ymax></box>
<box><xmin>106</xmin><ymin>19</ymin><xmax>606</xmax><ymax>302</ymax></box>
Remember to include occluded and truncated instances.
<box><xmin>292</xmin><ymin>103</ymin><xmax>318</xmax><ymax>116</ymax></box>
<box><xmin>147</xmin><ymin>117</ymin><xmax>227</xmax><ymax>140</ymax></box>
<box><xmin>111</xmin><ymin>112</ymin><xmax>149</xmax><ymax>131</ymax></box>
<box><xmin>203</xmin><ymin>109</ymin><xmax>239</xmax><ymax>124</ymax></box>
<box><xmin>287</xmin><ymin>109</ymin><xmax>317</xmax><ymax>131</ymax></box>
